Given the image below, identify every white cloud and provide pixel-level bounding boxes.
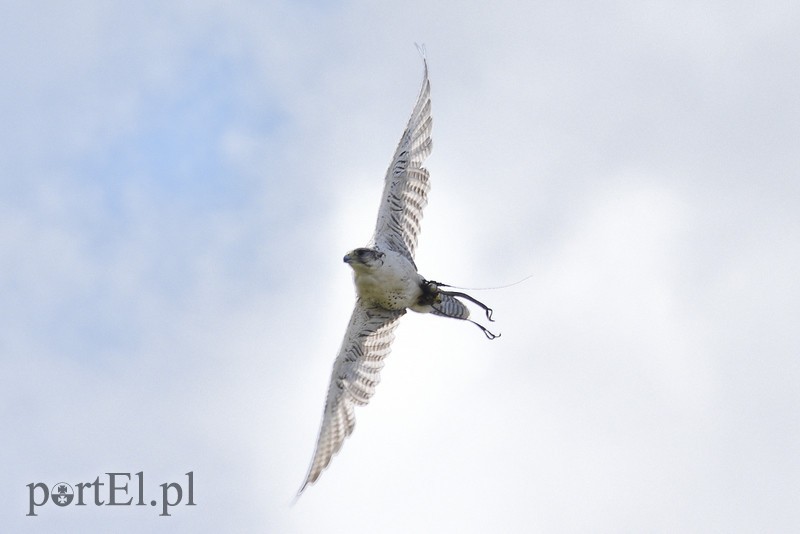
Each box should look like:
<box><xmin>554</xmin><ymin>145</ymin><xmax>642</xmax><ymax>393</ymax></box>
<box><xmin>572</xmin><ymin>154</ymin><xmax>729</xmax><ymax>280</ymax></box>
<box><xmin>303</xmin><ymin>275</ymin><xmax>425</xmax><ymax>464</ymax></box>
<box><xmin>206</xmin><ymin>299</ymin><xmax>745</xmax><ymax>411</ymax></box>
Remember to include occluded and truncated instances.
<box><xmin>2</xmin><ymin>0</ymin><xmax>799</xmax><ymax>532</ymax></box>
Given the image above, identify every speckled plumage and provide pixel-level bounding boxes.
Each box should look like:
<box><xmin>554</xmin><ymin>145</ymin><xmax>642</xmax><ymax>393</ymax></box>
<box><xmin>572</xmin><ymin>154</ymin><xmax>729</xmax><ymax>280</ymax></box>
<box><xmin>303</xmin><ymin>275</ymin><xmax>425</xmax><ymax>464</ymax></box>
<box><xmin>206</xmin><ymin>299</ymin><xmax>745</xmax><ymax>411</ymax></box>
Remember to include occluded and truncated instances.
<box><xmin>299</xmin><ymin>54</ymin><xmax>497</xmax><ymax>496</ymax></box>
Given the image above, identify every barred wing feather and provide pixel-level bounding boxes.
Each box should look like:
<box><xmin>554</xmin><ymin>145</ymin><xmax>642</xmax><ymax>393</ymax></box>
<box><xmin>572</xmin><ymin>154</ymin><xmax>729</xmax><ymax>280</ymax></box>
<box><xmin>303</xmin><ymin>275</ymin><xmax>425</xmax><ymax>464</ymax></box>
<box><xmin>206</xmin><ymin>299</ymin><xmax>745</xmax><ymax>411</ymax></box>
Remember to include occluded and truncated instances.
<box><xmin>370</xmin><ymin>59</ymin><xmax>432</xmax><ymax>262</ymax></box>
<box><xmin>299</xmin><ymin>303</ymin><xmax>405</xmax><ymax>493</ymax></box>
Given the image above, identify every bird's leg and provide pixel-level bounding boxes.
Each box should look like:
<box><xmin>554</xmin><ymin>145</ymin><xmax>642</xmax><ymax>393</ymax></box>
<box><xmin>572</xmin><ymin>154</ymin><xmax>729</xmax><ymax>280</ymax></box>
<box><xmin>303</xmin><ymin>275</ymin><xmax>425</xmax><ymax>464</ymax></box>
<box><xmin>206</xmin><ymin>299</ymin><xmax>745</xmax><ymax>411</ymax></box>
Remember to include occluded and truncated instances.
<box><xmin>418</xmin><ymin>279</ymin><xmax>441</xmax><ymax>307</ymax></box>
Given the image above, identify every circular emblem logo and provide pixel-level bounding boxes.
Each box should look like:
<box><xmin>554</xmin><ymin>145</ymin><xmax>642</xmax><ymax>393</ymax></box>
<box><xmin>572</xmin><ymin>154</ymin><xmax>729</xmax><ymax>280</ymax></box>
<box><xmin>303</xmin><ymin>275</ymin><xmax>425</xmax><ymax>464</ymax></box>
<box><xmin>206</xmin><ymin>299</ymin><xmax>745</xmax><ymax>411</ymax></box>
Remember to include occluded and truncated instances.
<box><xmin>51</xmin><ymin>482</ymin><xmax>74</xmax><ymax>506</ymax></box>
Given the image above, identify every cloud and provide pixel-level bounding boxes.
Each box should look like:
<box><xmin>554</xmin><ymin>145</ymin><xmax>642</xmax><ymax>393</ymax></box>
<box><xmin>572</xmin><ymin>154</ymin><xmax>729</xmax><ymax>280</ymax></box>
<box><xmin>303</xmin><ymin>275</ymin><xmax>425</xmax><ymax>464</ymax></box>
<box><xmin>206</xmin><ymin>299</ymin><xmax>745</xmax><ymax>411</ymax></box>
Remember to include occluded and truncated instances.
<box><xmin>2</xmin><ymin>1</ymin><xmax>799</xmax><ymax>532</ymax></box>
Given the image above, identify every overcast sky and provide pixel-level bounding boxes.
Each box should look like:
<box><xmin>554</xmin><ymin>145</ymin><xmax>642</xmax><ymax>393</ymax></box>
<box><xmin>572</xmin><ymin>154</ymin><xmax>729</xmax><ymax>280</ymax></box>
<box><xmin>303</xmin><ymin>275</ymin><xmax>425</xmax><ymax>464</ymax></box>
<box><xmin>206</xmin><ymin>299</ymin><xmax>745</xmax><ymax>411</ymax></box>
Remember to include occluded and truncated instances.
<box><xmin>2</xmin><ymin>1</ymin><xmax>799</xmax><ymax>532</ymax></box>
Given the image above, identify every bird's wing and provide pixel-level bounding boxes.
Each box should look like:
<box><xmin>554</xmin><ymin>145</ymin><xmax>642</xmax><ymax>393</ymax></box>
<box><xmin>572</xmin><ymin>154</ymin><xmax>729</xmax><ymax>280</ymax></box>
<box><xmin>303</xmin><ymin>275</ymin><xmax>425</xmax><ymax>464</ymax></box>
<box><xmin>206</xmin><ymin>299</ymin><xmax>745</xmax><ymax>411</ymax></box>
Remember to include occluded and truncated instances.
<box><xmin>299</xmin><ymin>302</ymin><xmax>405</xmax><ymax>493</ymax></box>
<box><xmin>369</xmin><ymin>58</ymin><xmax>432</xmax><ymax>263</ymax></box>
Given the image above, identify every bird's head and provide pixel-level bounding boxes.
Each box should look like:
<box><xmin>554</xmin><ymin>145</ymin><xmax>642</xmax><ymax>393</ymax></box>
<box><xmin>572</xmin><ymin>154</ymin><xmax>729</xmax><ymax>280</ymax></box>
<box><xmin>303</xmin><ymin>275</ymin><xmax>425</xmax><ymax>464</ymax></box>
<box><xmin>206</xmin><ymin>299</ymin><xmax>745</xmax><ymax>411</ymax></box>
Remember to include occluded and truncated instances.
<box><xmin>343</xmin><ymin>248</ymin><xmax>385</xmax><ymax>271</ymax></box>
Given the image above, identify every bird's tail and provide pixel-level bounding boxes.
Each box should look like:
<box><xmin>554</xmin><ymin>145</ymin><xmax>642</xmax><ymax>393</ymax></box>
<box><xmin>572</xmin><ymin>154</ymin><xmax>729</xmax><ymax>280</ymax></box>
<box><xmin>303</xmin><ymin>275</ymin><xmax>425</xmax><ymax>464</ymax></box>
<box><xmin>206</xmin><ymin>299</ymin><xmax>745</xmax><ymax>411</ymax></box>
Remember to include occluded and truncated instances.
<box><xmin>430</xmin><ymin>293</ymin><xmax>470</xmax><ymax>320</ymax></box>
<box><xmin>425</xmin><ymin>281</ymin><xmax>500</xmax><ymax>339</ymax></box>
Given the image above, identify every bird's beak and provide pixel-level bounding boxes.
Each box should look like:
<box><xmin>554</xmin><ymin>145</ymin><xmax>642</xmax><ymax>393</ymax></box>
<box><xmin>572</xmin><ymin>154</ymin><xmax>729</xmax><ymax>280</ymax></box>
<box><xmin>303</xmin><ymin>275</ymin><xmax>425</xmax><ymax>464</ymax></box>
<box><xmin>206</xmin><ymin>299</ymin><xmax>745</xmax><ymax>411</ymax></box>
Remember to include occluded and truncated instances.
<box><xmin>343</xmin><ymin>253</ymin><xmax>353</xmax><ymax>264</ymax></box>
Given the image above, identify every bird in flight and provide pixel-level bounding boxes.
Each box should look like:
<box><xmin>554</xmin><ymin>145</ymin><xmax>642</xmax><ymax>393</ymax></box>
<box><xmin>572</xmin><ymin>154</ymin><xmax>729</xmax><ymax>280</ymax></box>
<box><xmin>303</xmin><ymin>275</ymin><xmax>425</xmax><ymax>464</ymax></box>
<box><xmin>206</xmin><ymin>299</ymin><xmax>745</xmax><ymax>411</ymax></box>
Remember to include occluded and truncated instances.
<box><xmin>299</xmin><ymin>53</ymin><xmax>499</xmax><ymax>495</ymax></box>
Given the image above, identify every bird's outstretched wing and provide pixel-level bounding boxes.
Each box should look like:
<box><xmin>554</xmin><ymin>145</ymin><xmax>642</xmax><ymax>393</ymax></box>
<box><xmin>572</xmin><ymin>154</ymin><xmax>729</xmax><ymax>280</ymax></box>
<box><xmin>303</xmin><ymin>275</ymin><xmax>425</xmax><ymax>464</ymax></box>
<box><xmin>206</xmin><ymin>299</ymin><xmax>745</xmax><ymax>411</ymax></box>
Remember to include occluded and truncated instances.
<box><xmin>369</xmin><ymin>58</ymin><xmax>432</xmax><ymax>262</ymax></box>
<box><xmin>299</xmin><ymin>302</ymin><xmax>405</xmax><ymax>494</ymax></box>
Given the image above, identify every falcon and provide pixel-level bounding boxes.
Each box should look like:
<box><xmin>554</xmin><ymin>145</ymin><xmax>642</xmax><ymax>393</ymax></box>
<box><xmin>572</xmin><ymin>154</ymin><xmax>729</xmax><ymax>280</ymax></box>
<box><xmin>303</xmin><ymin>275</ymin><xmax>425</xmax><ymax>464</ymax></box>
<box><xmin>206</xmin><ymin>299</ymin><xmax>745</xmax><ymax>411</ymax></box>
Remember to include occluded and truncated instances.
<box><xmin>299</xmin><ymin>54</ymin><xmax>498</xmax><ymax>495</ymax></box>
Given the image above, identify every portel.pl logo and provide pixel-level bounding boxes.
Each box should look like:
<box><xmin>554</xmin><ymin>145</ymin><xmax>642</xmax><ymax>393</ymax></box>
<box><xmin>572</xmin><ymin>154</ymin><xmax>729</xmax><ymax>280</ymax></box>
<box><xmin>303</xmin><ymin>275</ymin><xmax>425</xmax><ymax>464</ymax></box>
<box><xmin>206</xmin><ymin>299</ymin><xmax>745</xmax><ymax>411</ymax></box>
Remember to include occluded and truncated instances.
<box><xmin>26</xmin><ymin>471</ymin><xmax>195</xmax><ymax>517</ymax></box>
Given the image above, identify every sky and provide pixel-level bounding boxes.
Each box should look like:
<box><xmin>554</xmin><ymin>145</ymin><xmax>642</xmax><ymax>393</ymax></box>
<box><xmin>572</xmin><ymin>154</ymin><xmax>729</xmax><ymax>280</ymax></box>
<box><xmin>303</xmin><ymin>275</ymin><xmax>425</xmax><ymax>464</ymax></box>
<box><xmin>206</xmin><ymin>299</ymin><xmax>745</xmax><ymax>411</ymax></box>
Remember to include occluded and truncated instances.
<box><xmin>1</xmin><ymin>0</ymin><xmax>799</xmax><ymax>532</ymax></box>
